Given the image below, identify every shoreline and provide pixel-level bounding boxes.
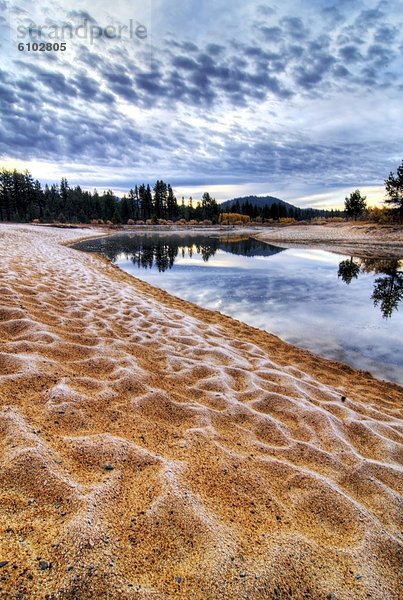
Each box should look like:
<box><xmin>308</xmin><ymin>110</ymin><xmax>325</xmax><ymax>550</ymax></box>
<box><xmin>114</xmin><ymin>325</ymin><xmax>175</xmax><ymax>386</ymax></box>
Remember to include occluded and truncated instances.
<box><xmin>22</xmin><ymin>219</ymin><xmax>403</xmax><ymax>259</ymax></box>
<box><xmin>59</xmin><ymin>220</ymin><xmax>403</xmax><ymax>259</ymax></box>
<box><xmin>70</xmin><ymin>224</ymin><xmax>403</xmax><ymax>386</ymax></box>
<box><xmin>87</xmin><ymin>240</ymin><xmax>403</xmax><ymax>390</ymax></box>
<box><xmin>0</xmin><ymin>224</ymin><xmax>402</xmax><ymax>599</ymax></box>
<box><xmin>254</xmin><ymin>222</ymin><xmax>403</xmax><ymax>259</ymax></box>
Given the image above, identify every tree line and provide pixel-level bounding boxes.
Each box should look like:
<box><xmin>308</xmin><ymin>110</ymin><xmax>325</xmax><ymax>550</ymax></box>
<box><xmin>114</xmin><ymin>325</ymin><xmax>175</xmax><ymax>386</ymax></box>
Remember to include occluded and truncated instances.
<box><xmin>224</xmin><ymin>199</ymin><xmax>344</xmax><ymax>221</ymax></box>
<box><xmin>1</xmin><ymin>160</ymin><xmax>402</xmax><ymax>225</ymax></box>
<box><xmin>0</xmin><ymin>171</ymin><xmax>221</xmax><ymax>224</ymax></box>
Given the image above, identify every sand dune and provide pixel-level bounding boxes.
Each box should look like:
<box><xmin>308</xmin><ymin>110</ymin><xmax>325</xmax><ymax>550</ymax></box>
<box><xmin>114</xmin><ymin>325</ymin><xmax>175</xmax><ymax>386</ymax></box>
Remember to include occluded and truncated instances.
<box><xmin>0</xmin><ymin>224</ymin><xmax>402</xmax><ymax>599</ymax></box>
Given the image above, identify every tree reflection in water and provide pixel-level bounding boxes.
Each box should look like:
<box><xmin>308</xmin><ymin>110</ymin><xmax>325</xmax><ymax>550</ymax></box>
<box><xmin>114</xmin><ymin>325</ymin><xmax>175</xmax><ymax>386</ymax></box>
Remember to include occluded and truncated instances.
<box><xmin>76</xmin><ymin>234</ymin><xmax>284</xmax><ymax>272</ymax></box>
<box><xmin>338</xmin><ymin>257</ymin><xmax>403</xmax><ymax>318</ymax></box>
<box><xmin>75</xmin><ymin>234</ymin><xmax>403</xmax><ymax>319</ymax></box>
<box><xmin>337</xmin><ymin>257</ymin><xmax>361</xmax><ymax>284</ymax></box>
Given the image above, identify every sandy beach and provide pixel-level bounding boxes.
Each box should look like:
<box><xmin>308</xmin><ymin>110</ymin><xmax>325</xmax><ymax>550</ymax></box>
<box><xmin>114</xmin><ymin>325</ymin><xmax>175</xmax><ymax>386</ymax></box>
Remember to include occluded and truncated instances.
<box><xmin>254</xmin><ymin>222</ymin><xmax>403</xmax><ymax>259</ymax></box>
<box><xmin>0</xmin><ymin>223</ymin><xmax>402</xmax><ymax>599</ymax></box>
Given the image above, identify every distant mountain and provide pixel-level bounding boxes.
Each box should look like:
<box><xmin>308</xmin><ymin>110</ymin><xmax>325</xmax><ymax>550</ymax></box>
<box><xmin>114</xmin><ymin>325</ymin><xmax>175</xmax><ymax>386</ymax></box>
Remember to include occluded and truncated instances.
<box><xmin>220</xmin><ymin>195</ymin><xmax>296</xmax><ymax>211</ymax></box>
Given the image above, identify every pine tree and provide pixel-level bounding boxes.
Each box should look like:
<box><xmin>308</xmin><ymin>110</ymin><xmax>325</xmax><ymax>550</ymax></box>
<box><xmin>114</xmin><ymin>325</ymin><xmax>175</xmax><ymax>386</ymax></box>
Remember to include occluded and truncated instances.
<box><xmin>60</xmin><ymin>178</ymin><xmax>69</xmax><ymax>203</ymax></box>
<box><xmin>128</xmin><ymin>188</ymin><xmax>139</xmax><ymax>220</ymax></box>
<box><xmin>93</xmin><ymin>190</ymin><xmax>102</xmax><ymax>220</ymax></box>
<box><xmin>201</xmin><ymin>192</ymin><xmax>220</xmax><ymax>222</ymax></box>
<box><xmin>121</xmin><ymin>196</ymin><xmax>130</xmax><ymax>224</ymax></box>
<box><xmin>0</xmin><ymin>170</ymin><xmax>14</xmax><ymax>221</ymax></box>
<box><xmin>112</xmin><ymin>204</ymin><xmax>122</xmax><ymax>224</ymax></box>
<box><xmin>34</xmin><ymin>179</ymin><xmax>44</xmax><ymax>219</ymax></box>
<box><xmin>166</xmin><ymin>184</ymin><xmax>178</xmax><ymax>220</ymax></box>
<box><xmin>385</xmin><ymin>160</ymin><xmax>403</xmax><ymax>223</ymax></box>
<box><xmin>344</xmin><ymin>190</ymin><xmax>367</xmax><ymax>220</ymax></box>
<box><xmin>102</xmin><ymin>190</ymin><xmax>117</xmax><ymax>222</ymax></box>
<box><xmin>153</xmin><ymin>180</ymin><xmax>168</xmax><ymax>219</ymax></box>
<box><xmin>144</xmin><ymin>185</ymin><xmax>153</xmax><ymax>220</ymax></box>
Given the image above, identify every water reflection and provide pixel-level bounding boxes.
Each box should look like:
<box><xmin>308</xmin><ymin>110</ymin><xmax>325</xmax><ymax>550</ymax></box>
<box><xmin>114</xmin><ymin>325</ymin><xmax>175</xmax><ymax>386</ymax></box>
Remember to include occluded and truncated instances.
<box><xmin>76</xmin><ymin>234</ymin><xmax>403</xmax><ymax>318</ymax></box>
<box><xmin>338</xmin><ymin>257</ymin><xmax>403</xmax><ymax>318</ymax></box>
<box><xmin>75</xmin><ymin>234</ymin><xmax>285</xmax><ymax>272</ymax></box>
<box><xmin>337</xmin><ymin>257</ymin><xmax>361</xmax><ymax>284</ymax></box>
<box><xmin>74</xmin><ymin>233</ymin><xmax>403</xmax><ymax>385</ymax></box>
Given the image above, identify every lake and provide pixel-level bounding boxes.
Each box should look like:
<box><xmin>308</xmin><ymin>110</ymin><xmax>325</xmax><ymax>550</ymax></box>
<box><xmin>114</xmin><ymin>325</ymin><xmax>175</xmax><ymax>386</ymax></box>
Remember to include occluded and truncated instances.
<box><xmin>74</xmin><ymin>232</ymin><xmax>403</xmax><ymax>386</ymax></box>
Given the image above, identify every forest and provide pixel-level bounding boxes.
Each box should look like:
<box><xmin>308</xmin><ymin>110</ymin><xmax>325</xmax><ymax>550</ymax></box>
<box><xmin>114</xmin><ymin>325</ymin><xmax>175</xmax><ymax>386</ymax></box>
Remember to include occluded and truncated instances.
<box><xmin>0</xmin><ymin>170</ymin><xmax>220</xmax><ymax>224</ymax></box>
<box><xmin>0</xmin><ymin>168</ymin><xmax>350</xmax><ymax>224</ymax></box>
<box><xmin>224</xmin><ymin>198</ymin><xmax>344</xmax><ymax>221</ymax></box>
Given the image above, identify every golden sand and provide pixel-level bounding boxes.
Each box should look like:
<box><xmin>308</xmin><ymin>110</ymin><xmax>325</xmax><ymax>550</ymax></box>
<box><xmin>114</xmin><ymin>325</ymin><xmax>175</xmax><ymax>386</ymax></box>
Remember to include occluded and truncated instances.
<box><xmin>0</xmin><ymin>224</ymin><xmax>402</xmax><ymax>599</ymax></box>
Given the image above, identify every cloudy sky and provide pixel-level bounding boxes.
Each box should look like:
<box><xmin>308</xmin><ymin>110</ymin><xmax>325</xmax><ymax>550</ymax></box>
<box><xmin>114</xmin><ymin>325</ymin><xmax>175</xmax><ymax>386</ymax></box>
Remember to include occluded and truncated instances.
<box><xmin>0</xmin><ymin>0</ymin><xmax>402</xmax><ymax>207</ymax></box>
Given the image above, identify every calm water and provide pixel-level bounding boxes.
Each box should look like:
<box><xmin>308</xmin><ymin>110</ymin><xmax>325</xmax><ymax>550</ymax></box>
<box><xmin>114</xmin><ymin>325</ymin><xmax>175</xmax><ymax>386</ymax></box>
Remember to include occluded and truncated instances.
<box><xmin>75</xmin><ymin>233</ymin><xmax>403</xmax><ymax>386</ymax></box>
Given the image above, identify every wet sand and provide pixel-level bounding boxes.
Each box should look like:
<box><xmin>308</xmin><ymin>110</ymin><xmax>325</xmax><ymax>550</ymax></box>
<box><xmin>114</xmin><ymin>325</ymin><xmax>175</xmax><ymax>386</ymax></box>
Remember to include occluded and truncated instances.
<box><xmin>0</xmin><ymin>224</ymin><xmax>402</xmax><ymax>599</ymax></box>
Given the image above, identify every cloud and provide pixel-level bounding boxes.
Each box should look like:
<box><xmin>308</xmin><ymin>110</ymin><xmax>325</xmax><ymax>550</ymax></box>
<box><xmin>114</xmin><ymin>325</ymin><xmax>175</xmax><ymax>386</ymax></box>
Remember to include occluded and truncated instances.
<box><xmin>14</xmin><ymin>61</ymin><xmax>78</xmax><ymax>98</ymax></box>
<box><xmin>357</xmin><ymin>7</ymin><xmax>385</xmax><ymax>30</ymax></box>
<box><xmin>339</xmin><ymin>45</ymin><xmax>363</xmax><ymax>63</ymax></box>
<box><xmin>72</xmin><ymin>71</ymin><xmax>102</xmax><ymax>100</ymax></box>
<box><xmin>67</xmin><ymin>10</ymin><xmax>98</xmax><ymax>24</ymax></box>
<box><xmin>0</xmin><ymin>83</ymin><xmax>17</xmax><ymax>104</ymax></box>
<box><xmin>172</xmin><ymin>55</ymin><xmax>199</xmax><ymax>70</ymax></box>
<box><xmin>367</xmin><ymin>43</ymin><xmax>391</xmax><ymax>67</ymax></box>
<box><xmin>0</xmin><ymin>0</ymin><xmax>402</xmax><ymax>206</ymax></box>
<box><xmin>257</xmin><ymin>4</ymin><xmax>276</xmax><ymax>16</ymax></box>
<box><xmin>258</xmin><ymin>26</ymin><xmax>283</xmax><ymax>43</ymax></box>
<box><xmin>280</xmin><ymin>16</ymin><xmax>309</xmax><ymax>40</ymax></box>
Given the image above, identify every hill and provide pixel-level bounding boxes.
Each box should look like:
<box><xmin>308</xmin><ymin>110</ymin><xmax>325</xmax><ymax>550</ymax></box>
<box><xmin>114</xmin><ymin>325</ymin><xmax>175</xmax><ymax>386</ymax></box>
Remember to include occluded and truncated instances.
<box><xmin>219</xmin><ymin>194</ymin><xmax>345</xmax><ymax>221</ymax></box>
<box><xmin>220</xmin><ymin>195</ymin><xmax>295</xmax><ymax>211</ymax></box>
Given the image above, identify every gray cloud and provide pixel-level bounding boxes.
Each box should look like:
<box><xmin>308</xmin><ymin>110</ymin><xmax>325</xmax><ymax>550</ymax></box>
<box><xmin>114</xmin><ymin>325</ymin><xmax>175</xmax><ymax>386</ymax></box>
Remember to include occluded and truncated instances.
<box><xmin>1</xmin><ymin>0</ymin><xmax>402</xmax><ymax>203</ymax></box>
<box><xmin>258</xmin><ymin>26</ymin><xmax>283</xmax><ymax>43</ymax></box>
<box><xmin>367</xmin><ymin>43</ymin><xmax>391</xmax><ymax>67</ymax></box>
<box><xmin>374</xmin><ymin>24</ymin><xmax>398</xmax><ymax>42</ymax></box>
<box><xmin>67</xmin><ymin>10</ymin><xmax>98</xmax><ymax>24</ymax></box>
<box><xmin>339</xmin><ymin>45</ymin><xmax>363</xmax><ymax>63</ymax></box>
<box><xmin>357</xmin><ymin>8</ymin><xmax>385</xmax><ymax>29</ymax></box>
<box><xmin>280</xmin><ymin>16</ymin><xmax>309</xmax><ymax>40</ymax></box>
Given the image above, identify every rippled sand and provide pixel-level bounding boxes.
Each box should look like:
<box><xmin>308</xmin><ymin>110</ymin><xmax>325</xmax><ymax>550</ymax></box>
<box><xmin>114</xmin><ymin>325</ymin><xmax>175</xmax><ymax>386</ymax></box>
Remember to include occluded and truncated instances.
<box><xmin>0</xmin><ymin>224</ymin><xmax>402</xmax><ymax>599</ymax></box>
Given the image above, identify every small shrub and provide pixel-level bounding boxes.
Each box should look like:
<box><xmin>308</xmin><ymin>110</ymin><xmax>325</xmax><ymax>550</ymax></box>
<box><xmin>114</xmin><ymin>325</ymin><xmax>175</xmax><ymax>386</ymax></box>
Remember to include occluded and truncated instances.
<box><xmin>367</xmin><ymin>207</ymin><xmax>394</xmax><ymax>223</ymax></box>
<box><xmin>311</xmin><ymin>217</ymin><xmax>328</xmax><ymax>225</ymax></box>
<box><xmin>219</xmin><ymin>213</ymin><xmax>250</xmax><ymax>224</ymax></box>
